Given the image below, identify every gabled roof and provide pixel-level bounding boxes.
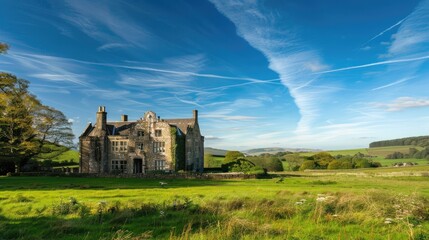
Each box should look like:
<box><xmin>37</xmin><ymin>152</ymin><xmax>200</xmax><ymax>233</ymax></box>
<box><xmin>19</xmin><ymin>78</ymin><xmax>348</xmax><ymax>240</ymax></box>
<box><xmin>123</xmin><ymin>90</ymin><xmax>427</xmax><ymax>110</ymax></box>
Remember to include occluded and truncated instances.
<box><xmin>80</xmin><ymin>118</ymin><xmax>196</xmax><ymax>137</ymax></box>
<box><xmin>164</xmin><ymin>118</ymin><xmax>195</xmax><ymax>134</ymax></box>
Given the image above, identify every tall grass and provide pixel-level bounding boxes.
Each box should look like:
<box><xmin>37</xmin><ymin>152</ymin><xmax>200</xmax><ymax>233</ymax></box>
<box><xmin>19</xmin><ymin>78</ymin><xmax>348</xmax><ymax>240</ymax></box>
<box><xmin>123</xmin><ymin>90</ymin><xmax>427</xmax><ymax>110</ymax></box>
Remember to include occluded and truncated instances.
<box><xmin>0</xmin><ymin>175</ymin><xmax>428</xmax><ymax>239</ymax></box>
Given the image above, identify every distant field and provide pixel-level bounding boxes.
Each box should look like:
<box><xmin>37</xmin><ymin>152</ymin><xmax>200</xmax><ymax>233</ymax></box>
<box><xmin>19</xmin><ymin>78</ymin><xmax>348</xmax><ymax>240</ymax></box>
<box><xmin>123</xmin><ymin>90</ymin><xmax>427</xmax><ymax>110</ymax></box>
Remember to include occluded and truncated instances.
<box><xmin>299</xmin><ymin>145</ymin><xmax>428</xmax><ymax>167</ymax></box>
<box><xmin>1</xmin><ymin>166</ymin><xmax>429</xmax><ymax>239</ymax></box>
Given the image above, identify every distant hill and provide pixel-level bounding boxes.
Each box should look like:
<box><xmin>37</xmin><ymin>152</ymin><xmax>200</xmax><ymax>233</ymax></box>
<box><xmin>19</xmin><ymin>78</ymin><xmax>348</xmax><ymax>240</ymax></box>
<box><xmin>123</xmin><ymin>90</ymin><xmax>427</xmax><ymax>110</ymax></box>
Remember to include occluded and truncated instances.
<box><xmin>243</xmin><ymin>147</ymin><xmax>322</xmax><ymax>156</ymax></box>
<box><xmin>205</xmin><ymin>147</ymin><xmax>322</xmax><ymax>156</ymax></box>
<box><xmin>204</xmin><ymin>147</ymin><xmax>228</xmax><ymax>156</ymax></box>
<box><xmin>369</xmin><ymin>136</ymin><xmax>429</xmax><ymax>148</ymax></box>
<box><xmin>34</xmin><ymin>143</ymin><xmax>79</xmax><ymax>162</ymax></box>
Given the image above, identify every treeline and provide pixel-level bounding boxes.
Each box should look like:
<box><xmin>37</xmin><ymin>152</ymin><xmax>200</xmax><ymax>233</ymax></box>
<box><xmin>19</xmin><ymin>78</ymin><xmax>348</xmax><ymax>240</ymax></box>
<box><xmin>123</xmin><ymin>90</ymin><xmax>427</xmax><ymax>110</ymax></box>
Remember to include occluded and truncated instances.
<box><xmin>369</xmin><ymin>136</ymin><xmax>429</xmax><ymax>148</ymax></box>
<box><xmin>386</xmin><ymin>147</ymin><xmax>429</xmax><ymax>160</ymax></box>
<box><xmin>205</xmin><ymin>150</ymin><xmax>381</xmax><ymax>173</ymax></box>
<box><xmin>293</xmin><ymin>152</ymin><xmax>381</xmax><ymax>171</ymax></box>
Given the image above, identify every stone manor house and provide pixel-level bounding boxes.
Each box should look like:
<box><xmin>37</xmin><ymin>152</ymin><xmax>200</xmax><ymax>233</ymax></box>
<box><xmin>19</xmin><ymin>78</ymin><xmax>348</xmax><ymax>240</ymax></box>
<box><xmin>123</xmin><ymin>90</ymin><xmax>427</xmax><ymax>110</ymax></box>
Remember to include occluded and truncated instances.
<box><xmin>79</xmin><ymin>106</ymin><xmax>204</xmax><ymax>174</ymax></box>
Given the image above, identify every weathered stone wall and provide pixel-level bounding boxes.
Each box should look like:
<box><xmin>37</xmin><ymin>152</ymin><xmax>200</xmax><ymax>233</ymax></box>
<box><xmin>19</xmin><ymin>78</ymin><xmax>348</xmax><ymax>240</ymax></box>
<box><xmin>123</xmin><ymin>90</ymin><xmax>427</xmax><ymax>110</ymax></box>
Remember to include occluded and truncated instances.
<box><xmin>80</xmin><ymin>108</ymin><xmax>203</xmax><ymax>174</ymax></box>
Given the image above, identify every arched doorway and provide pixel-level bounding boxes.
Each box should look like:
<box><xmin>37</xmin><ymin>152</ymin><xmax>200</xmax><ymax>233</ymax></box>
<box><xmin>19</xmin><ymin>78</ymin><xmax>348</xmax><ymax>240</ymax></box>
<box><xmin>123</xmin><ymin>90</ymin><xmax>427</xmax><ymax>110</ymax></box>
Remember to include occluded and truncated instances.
<box><xmin>133</xmin><ymin>158</ymin><xmax>143</xmax><ymax>174</ymax></box>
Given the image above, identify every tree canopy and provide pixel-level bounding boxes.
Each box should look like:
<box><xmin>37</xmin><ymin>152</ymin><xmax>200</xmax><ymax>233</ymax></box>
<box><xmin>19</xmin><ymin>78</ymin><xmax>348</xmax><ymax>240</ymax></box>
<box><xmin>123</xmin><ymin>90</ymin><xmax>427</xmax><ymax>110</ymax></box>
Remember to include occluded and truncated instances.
<box><xmin>0</xmin><ymin>46</ymin><xmax>74</xmax><ymax>172</ymax></box>
<box><xmin>223</xmin><ymin>151</ymin><xmax>245</xmax><ymax>164</ymax></box>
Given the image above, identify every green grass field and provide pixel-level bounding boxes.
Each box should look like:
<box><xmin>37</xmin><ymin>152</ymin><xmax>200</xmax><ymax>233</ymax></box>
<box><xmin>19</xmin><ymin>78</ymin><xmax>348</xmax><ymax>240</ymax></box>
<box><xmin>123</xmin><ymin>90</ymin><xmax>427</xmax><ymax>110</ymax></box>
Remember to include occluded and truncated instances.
<box><xmin>1</xmin><ymin>166</ymin><xmax>429</xmax><ymax>239</ymax></box>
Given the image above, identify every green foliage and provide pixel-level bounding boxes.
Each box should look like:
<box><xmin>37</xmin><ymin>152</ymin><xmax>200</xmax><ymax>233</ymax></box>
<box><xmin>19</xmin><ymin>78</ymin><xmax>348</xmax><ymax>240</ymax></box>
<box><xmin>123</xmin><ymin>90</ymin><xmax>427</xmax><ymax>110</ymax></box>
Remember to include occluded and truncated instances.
<box><xmin>370</xmin><ymin>135</ymin><xmax>429</xmax><ymax>148</ymax></box>
<box><xmin>299</xmin><ymin>160</ymin><xmax>316</xmax><ymax>171</ymax></box>
<box><xmin>283</xmin><ymin>153</ymin><xmax>304</xmax><ymax>171</ymax></box>
<box><xmin>223</xmin><ymin>151</ymin><xmax>245</xmax><ymax>164</ymax></box>
<box><xmin>170</xmin><ymin>127</ymin><xmax>185</xmax><ymax>171</ymax></box>
<box><xmin>386</xmin><ymin>151</ymin><xmax>405</xmax><ymax>159</ymax></box>
<box><xmin>247</xmin><ymin>155</ymin><xmax>284</xmax><ymax>172</ymax></box>
<box><xmin>0</xmin><ymin>71</ymin><xmax>74</xmax><ymax>172</ymax></box>
<box><xmin>228</xmin><ymin>158</ymin><xmax>255</xmax><ymax>172</ymax></box>
<box><xmin>327</xmin><ymin>160</ymin><xmax>343</xmax><ymax>169</ymax></box>
<box><xmin>204</xmin><ymin>153</ymin><xmax>224</xmax><ymax>168</ymax></box>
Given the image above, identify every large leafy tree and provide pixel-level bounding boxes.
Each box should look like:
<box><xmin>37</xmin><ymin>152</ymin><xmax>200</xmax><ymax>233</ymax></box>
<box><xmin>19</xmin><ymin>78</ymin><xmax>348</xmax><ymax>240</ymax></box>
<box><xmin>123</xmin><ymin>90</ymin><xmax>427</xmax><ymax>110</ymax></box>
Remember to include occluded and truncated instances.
<box><xmin>0</xmin><ymin>44</ymin><xmax>74</xmax><ymax>172</ymax></box>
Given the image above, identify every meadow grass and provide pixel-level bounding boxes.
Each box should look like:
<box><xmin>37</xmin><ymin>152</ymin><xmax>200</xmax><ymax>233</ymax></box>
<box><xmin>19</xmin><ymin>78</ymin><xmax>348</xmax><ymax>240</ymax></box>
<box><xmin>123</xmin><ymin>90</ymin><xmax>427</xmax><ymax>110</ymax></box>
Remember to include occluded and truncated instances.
<box><xmin>1</xmin><ymin>167</ymin><xmax>429</xmax><ymax>239</ymax></box>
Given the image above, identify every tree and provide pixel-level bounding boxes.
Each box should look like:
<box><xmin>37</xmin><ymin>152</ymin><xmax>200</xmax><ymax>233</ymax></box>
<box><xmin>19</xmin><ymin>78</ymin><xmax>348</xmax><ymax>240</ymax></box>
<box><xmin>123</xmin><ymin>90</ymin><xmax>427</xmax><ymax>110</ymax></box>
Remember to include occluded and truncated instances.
<box><xmin>299</xmin><ymin>160</ymin><xmax>316</xmax><ymax>171</ymax></box>
<box><xmin>284</xmin><ymin>153</ymin><xmax>303</xmax><ymax>171</ymax></box>
<box><xmin>0</xmin><ymin>69</ymin><xmax>74</xmax><ymax>172</ymax></box>
<box><xmin>247</xmin><ymin>155</ymin><xmax>284</xmax><ymax>172</ymax></box>
<box><xmin>223</xmin><ymin>151</ymin><xmax>245</xmax><ymax>164</ymax></box>
<box><xmin>0</xmin><ymin>73</ymin><xmax>40</xmax><ymax>172</ymax></box>
<box><xmin>0</xmin><ymin>43</ymin><xmax>8</xmax><ymax>54</ymax></box>
<box><xmin>312</xmin><ymin>152</ymin><xmax>335</xmax><ymax>169</ymax></box>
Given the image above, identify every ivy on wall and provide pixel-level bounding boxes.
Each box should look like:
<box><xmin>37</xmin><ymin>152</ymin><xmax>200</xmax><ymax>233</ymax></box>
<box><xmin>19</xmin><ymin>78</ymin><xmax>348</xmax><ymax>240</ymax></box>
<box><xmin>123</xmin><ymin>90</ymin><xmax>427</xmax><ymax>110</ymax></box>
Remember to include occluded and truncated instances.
<box><xmin>170</xmin><ymin>127</ymin><xmax>186</xmax><ymax>171</ymax></box>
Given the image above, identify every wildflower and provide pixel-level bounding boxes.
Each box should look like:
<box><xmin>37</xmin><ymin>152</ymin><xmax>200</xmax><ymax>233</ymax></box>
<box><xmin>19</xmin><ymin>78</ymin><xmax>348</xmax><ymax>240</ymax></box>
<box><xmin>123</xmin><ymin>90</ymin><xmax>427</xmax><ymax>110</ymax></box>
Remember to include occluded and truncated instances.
<box><xmin>384</xmin><ymin>218</ymin><xmax>394</xmax><ymax>224</ymax></box>
<box><xmin>160</xmin><ymin>210</ymin><xmax>165</xmax><ymax>217</ymax></box>
<box><xmin>316</xmin><ymin>197</ymin><xmax>326</xmax><ymax>202</ymax></box>
<box><xmin>295</xmin><ymin>201</ymin><xmax>303</xmax><ymax>205</ymax></box>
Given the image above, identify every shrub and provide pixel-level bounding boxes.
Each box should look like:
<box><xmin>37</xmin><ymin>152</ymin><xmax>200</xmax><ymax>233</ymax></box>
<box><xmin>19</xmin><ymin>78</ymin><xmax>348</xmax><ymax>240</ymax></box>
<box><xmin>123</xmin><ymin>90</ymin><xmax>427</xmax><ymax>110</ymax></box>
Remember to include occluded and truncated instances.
<box><xmin>299</xmin><ymin>160</ymin><xmax>316</xmax><ymax>171</ymax></box>
<box><xmin>247</xmin><ymin>156</ymin><xmax>284</xmax><ymax>172</ymax></box>
<box><xmin>327</xmin><ymin>160</ymin><xmax>342</xmax><ymax>170</ymax></box>
<box><xmin>223</xmin><ymin>151</ymin><xmax>245</xmax><ymax>164</ymax></box>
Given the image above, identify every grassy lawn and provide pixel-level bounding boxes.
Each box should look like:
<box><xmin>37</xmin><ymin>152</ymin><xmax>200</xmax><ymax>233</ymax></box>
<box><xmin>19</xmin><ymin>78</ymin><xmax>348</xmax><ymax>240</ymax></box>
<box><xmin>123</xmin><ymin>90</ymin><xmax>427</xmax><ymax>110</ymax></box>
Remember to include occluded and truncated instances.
<box><xmin>1</xmin><ymin>167</ymin><xmax>429</xmax><ymax>239</ymax></box>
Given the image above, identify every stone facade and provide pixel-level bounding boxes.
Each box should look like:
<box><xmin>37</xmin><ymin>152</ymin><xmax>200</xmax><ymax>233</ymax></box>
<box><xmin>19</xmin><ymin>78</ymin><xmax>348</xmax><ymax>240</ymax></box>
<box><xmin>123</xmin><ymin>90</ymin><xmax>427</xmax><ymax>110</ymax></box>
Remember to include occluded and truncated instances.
<box><xmin>79</xmin><ymin>106</ymin><xmax>204</xmax><ymax>174</ymax></box>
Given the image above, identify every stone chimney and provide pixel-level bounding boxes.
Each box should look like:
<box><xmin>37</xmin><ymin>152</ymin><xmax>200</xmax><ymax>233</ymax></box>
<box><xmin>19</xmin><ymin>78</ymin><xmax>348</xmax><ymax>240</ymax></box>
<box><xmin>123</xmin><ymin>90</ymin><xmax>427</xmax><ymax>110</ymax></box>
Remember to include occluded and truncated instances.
<box><xmin>193</xmin><ymin>109</ymin><xmax>198</xmax><ymax>122</ymax></box>
<box><xmin>121</xmin><ymin>114</ymin><xmax>128</xmax><ymax>122</ymax></box>
<box><xmin>96</xmin><ymin>106</ymin><xmax>107</xmax><ymax>130</ymax></box>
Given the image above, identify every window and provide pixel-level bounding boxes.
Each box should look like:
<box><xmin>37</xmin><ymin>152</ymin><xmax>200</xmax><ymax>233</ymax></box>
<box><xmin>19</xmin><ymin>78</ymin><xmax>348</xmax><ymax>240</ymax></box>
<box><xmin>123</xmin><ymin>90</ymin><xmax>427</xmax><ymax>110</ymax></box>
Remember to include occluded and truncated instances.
<box><xmin>137</xmin><ymin>131</ymin><xmax>144</xmax><ymax>137</ymax></box>
<box><xmin>153</xmin><ymin>142</ymin><xmax>165</xmax><ymax>153</ymax></box>
<box><xmin>137</xmin><ymin>143</ymin><xmax>144</xmax><ymax>150</ymax></box>
<box><xmin>155</xmin><ymin>129</ymin><xmax>162</xmax><ymax>137</ymax></box>
<box><xmin>112</xmin><ymin>160</ymin><xmax>127</xmax><ymax>172</ymax></box>
<box><xmin>155</xmin><ymin>160</ymin><xmax>165</xmax><ymax>170</ymax></box>
<box><xmin>111</xmin><ymin>141</ymin><xmax>128</xmax><ymax>152</ymax></box>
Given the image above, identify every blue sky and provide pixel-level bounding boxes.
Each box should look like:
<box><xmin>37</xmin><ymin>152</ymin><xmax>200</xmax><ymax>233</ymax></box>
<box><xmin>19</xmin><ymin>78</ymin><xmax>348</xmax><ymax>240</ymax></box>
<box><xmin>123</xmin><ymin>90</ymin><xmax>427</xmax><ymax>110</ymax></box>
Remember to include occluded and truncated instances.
<box><xmin>1</xmin><ymin>0</ymin><xmax>429</xmax><ymax>150</ymax></box>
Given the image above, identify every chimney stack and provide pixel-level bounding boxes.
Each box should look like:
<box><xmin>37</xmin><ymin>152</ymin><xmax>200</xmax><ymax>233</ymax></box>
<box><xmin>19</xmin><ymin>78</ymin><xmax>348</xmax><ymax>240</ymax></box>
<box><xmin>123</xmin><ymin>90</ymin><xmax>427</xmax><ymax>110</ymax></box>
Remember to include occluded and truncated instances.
<box><xmin>96</xmin><ymin>106</ymin><xmax>107</xmax><ymax>130</ymax></box>
<box><xmin>121</xmin><ymin>114</ymin><xmax>128</xmax><ymax>122</ymax></box>
<box><xmin>193</xmin><ymin>109</ymin><xmax>198</xmax><ymax>122</ymax></box>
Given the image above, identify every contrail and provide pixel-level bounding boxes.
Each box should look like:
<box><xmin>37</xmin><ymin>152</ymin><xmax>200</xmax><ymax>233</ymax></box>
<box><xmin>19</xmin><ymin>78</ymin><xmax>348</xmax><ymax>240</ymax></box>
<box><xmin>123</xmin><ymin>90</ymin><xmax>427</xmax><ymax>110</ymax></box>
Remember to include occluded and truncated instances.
<box><xmin>362</xmin><ymin>16</ymin><xmax>408</xmax><ymax>46</ymax></box>
<box><xmin>317</xmin><ymin>55</ymin><xmax>429</xmax><ymax>74</ymax></box>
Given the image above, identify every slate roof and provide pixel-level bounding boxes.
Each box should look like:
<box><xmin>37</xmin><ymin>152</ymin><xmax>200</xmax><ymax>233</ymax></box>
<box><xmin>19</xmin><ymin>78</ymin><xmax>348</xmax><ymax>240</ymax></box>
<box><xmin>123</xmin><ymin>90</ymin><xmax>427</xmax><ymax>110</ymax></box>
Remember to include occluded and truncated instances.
<box><xmin>80</xmin><ymin>118</ymin><xmax>195</xmax><ymax>137</ymax></box>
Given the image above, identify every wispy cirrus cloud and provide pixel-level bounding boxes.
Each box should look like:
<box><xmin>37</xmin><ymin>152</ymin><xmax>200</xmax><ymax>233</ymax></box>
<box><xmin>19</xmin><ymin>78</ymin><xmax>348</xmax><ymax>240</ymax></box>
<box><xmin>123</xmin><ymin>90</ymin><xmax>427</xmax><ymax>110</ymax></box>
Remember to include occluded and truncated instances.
<box><xmin>6</xmin><ymin>52</ymin><xmax>91</xmax><ymax>87</ymax></box>
<box><xmin>117</xmin><ymin>54</ymin><xmax>206</xmax><ymax>90</ymax></box>
<box><xmin>97</xmin><ymin>43</ymin><xmax>130</xmax><ymax>51</ymax></box>
<box><xmin>210</xmin><ymin>0</ymin><xmax>333</xmax><ymax>134</ymax></box>
<box><xmin>59</xmin><ymin>0</ymin><xmax>152</xmax><ymax>48</ymax></box>
<box><xmin>388</xmin><ymin>0</ymin><xmax>429</xmax><ymax>56</ymax></box>
<box><xmin>371</xmin><ymin>77</ymin><xmax>414</xmax><ymax>91</ymax></box>
<box><xmin>374</xmin><ymin>97</ymin><xmax>429</xmax><ymax>112</ymax></box>
<box><xmin>200</xmin><ymin>114</ymin><xmax>260</xmax><ymax>121</ymax></box>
